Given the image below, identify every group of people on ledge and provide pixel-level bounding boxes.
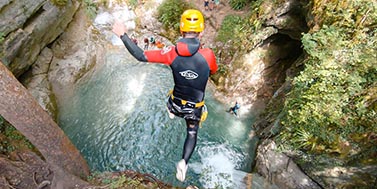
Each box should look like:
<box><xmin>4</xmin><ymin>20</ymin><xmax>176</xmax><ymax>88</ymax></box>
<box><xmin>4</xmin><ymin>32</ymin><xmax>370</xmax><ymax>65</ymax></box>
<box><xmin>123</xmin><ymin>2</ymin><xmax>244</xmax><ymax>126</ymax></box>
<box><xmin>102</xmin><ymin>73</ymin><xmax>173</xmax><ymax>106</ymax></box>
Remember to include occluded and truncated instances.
<box><xmin>204</xmin><ymin>0</ymin><xmax>220</xmax><ymax>11</ymax></box>
<box><xmin>130</xmin><ymin>34</ymin><xmax>166</xmax><ymax>50</ymax></box>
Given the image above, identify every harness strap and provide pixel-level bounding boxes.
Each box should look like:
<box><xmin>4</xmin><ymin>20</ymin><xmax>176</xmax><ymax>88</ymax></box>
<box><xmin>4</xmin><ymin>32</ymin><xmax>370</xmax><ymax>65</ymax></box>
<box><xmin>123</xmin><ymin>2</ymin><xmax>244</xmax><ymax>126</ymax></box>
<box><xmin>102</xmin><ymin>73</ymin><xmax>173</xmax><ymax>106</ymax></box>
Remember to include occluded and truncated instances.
<box><xmin>168</xmin><ymin>90</ymin><xmax>204</xmax><ymax>108</ymax></box>
<box><xmin>171</xmin><ymin>94</ymin><xmax>205</xmax><ymax>108</ymax></box>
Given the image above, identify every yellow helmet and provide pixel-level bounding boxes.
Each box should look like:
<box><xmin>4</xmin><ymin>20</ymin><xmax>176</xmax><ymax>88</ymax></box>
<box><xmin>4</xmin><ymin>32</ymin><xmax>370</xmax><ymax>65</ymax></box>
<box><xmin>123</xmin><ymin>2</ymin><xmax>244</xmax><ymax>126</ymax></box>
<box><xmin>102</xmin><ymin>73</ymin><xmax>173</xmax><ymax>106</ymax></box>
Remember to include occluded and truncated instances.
<box><xmin>180</xmin><ymin>9</ymin><xmax>204</xmax><ymax>33</ymax></box>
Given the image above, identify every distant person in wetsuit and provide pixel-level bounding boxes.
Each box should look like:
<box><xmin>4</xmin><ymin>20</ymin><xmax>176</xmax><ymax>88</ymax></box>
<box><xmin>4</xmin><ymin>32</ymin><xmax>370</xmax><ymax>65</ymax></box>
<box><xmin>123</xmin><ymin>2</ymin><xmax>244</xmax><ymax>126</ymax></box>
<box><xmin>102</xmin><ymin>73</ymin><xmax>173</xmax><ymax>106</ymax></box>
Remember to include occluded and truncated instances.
<box><xmin>228</xmin><ymin>101</ymin><xmax>240</xmax><ymax>117</ymax></box>
<box><xmin>149</xmin><ymin>35</ymin><xmax>156</xmax><ymax>47</ymax></box>
<box><xmin>112</xmin><ymin>9</ymin><xmax>218</xmax><ymax>182</ymax></box>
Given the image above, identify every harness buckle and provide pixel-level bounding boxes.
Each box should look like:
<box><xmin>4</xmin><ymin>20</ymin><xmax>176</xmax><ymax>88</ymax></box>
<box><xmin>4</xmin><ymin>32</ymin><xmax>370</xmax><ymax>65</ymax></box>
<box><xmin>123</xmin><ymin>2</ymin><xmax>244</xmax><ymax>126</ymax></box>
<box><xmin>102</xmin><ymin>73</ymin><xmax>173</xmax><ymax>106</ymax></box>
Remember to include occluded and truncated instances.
<box><xmin>181</xmin><ymin>100</ymin><xmax>187</xmax><ymax>105</ymax></box>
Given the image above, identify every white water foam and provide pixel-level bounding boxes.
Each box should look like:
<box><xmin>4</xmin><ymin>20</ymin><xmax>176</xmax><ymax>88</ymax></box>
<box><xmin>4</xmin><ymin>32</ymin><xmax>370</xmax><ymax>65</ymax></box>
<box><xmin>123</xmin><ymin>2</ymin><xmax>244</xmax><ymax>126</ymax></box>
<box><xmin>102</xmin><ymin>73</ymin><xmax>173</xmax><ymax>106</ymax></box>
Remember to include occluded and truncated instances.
<box><xmin>190</xmin><ymin>144</ymin><xmax>248</xmax><ymax>189</ymax></box>
<box><xmin>93</xmin><ymin>5</ymin><xmax>136</xmax><ymax>46</ymax></box>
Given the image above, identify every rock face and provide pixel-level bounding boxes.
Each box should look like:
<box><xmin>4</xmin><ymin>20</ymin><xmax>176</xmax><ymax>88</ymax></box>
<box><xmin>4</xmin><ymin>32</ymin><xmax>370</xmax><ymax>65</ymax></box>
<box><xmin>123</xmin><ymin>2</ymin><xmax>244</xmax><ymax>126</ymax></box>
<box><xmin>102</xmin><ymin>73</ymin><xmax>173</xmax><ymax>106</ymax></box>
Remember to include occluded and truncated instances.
<box><xmin>0</xmin><ymin>151</ymin><xmax>90</xmax><ymax>189</ymax></box>
<box><xmin>212</xmin><ymin>0</ymin><xmax>308</xmax><ymax>118</ymax></box>
<box><xmin>0</xmin><ymin>0</ymin><xmax>80</xmax><ymax>77</ymax></box>
<box><xmin>46</xmin><ymin>8</ymin><xmax>106</xmax><ymax>96</ymax></box>
<box><xmin>1</xmin><ymin>0</ymin><xmax>106</xmax><ymax>118</ymax></box>
<box><xmin>262</xmin><ymin>0</ymin><xmax>309</xmax><ymax>40</ymax></box>
<box><xmin>256</xmin><ymin>140</ymin><xmax>322</xmax><ymax>189</ymax></box>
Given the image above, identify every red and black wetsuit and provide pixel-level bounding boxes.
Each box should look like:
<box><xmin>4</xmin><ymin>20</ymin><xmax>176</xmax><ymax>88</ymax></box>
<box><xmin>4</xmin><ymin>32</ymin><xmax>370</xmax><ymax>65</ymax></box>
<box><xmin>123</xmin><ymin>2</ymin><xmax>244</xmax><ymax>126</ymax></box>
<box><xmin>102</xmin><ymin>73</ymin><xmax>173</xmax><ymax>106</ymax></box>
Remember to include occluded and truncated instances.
<box><xmin>120</xmin><ymin>34</ymin><xmax>217</xmax><ymax>101</ymax></box>
<box><xmin>120</xmin><ymin>33</ymin><xmax>217</xmax><ymax>163</ymax></box>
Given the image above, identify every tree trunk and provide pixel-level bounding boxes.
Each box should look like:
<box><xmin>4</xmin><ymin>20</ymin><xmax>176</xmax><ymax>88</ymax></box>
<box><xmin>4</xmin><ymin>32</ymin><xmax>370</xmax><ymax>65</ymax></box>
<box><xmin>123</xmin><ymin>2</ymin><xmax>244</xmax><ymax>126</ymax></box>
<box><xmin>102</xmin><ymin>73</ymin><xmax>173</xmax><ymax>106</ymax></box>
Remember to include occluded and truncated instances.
<box><xmin>0</xmin><ymin>61</ymin><xmax>89</xmax><ymax>178</ymax></box>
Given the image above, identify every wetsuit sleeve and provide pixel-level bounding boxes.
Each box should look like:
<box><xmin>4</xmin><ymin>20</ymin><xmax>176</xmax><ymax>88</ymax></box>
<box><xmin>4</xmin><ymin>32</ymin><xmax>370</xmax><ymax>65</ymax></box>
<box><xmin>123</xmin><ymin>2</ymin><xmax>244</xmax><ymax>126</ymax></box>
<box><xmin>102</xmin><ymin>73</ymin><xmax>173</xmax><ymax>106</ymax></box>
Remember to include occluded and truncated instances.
<box><xmin>200</xmin><ymin>48</ymin><xmax>218</xmax><ymax>74</ymax></box>
<box><xmin>143</xmin><ymin>46</ymin><xmax>177</xmax><ymax>65</ymax></box>
<box><xmin>120</xmin><ymin>33</ymin><xmax>148</xmax><ymax>62</ymax></box>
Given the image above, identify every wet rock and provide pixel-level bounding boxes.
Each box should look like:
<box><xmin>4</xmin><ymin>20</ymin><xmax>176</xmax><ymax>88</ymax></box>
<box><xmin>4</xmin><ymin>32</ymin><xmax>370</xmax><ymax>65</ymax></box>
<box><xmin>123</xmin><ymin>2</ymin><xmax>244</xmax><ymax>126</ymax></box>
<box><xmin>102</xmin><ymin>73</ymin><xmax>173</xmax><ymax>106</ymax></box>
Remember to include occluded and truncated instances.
<box><xmin>20</xmin><ymin>48</ymin><xmax>58</xmax><ymax>120</ymax></box>
<box><xmin>256</xmin><ymin>140</ymin><xmax>322</xmax><ymax>189</ymax></box>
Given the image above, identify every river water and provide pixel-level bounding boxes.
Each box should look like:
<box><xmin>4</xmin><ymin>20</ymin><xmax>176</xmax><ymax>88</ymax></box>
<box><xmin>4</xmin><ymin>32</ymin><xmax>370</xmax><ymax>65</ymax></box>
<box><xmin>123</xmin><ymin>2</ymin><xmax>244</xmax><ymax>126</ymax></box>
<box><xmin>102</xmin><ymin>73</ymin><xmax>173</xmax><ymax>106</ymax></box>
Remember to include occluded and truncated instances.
<box><xmin>57</xmin><ymin>49</ymin><xmax>259</xmax><ymax>188</ymax></box>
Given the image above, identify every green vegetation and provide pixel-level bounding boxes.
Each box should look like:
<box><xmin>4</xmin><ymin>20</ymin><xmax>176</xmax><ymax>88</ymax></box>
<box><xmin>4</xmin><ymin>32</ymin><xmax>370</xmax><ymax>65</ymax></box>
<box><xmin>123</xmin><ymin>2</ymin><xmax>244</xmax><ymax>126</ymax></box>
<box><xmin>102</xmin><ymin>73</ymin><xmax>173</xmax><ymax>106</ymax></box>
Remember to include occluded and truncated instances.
<box><xmin>50</xmin><ymin>0</ymin><xmax>99</xmax><ymax>18</ymax></box>
<box><xmin>229</xmin><ymin>0</ymin><xmax>251</xmax><ymax>10</ymax></box>
<box><xmin>157</xmin><ymin>0</ymin><xmax>194</xmax><ymax>40</ymax></box>
<box><xmin>50</xmin><ymin>0</ymin><xmax>68</xmax><ymax>6</ymax></box>
<box><xmin>216</xmin><ymin>15</ymin><xmax>245</xmax><ymax>44</ymax></box>
<box><xmin>83</xmin><ymin>0</ymin><xmax>98</xmax><ymax>19</ymax></box>
<box><xmin>215</xmin><ymin>13</ymin><xmax>259</xmax><ymax>54</ymax></box>
<box><xmin>127</xmin><ymin>0</ymin><xmax>138</xmax><ymax>8</ymax></box>
<box><xmin>0</xmin><ymin>116</ymin><xmax>35</xmax><ymax>154</ymax></box>
<box><xmin>87</xmin><ymin>171</ymin><xmax>163</xmax><ymax>189</ymax></box>
<box><xmin>278</xmin><ymin>0</ymin><xmax>377</xmax><ymax>164</ymax></box>
<box><xmin>213</xmin><ymin>0</ymin><xmax>264</xmax><ymax>83</ymax></box>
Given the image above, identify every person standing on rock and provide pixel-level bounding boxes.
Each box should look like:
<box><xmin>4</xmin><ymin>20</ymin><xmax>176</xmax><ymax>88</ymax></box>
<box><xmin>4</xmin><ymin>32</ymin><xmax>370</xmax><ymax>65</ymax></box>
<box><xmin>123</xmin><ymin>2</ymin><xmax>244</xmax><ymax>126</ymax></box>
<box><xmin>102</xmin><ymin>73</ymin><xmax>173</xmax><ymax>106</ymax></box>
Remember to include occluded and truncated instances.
<box><xmin>209</xmin><ymin>0</ymin><xmax>215</xmax><ymax>11</ymax></box>
<box><xmin>143</xmin><ymin>37</ymin><xmax>149</xmax><ymax>50</ymax></box>
<box><xmin>214</xmin><ymin>0</ymin><xmax>220</xmax><ymax>10</ymax></box>
<box><xmin>112</xmin><ymin>9</ymin><xmax>218</xmax><ymax>182</ymax></box>
<box><xmin>204</xmin><ymin>0</ymin><xmax>209</xmax><ymax>11</ymax></box>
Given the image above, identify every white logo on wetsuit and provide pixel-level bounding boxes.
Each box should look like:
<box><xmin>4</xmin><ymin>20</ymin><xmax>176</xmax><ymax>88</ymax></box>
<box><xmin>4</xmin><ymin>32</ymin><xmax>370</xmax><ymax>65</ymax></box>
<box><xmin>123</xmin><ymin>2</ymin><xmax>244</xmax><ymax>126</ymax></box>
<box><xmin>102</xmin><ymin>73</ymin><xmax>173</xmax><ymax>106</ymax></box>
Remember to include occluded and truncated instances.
<box><xmin>161</xmin><ymin>46</ymin><xmax>172</xmax><ymax>55</ymax></box>
<box><xmin>179</xmin><ymin>70</ymin><xmax>198</xmax><ymax>79</ymax></box>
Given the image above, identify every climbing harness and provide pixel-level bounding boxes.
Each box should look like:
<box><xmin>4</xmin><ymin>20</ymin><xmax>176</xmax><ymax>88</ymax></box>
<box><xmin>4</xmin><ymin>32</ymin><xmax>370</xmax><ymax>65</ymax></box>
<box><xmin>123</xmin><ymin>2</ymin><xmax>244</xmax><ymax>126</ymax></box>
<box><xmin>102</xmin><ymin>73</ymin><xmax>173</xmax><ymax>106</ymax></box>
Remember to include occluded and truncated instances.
<box><xmin>167</xmin><ymin>90</ymin><xmax>204</xmax><ymax>108</ymax></box>
<box><xmin>166</xmin><ymin>90</ymin><xmax>207</xmax><ymax>126</ymax></box>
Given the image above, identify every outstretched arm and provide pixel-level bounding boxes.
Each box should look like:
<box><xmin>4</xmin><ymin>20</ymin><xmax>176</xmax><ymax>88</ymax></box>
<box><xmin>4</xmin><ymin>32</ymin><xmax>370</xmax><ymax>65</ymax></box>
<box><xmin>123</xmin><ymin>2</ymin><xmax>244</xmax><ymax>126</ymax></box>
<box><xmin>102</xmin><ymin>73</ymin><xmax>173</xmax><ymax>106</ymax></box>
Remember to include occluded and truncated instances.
<box><xmin>112</xmin><ymin>20</ymin><xmax>147</xmax><ymax>62</ymax></box>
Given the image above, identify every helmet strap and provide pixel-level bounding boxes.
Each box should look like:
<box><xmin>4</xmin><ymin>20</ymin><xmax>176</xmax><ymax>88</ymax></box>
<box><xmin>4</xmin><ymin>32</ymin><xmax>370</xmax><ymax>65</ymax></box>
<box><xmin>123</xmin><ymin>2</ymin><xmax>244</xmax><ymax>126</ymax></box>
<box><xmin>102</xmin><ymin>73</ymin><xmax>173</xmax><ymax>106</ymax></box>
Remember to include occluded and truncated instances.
<box><xmin>182</xmin><ymin>32</ymin><xmax>200</xmax><ymax>38</ymax></box>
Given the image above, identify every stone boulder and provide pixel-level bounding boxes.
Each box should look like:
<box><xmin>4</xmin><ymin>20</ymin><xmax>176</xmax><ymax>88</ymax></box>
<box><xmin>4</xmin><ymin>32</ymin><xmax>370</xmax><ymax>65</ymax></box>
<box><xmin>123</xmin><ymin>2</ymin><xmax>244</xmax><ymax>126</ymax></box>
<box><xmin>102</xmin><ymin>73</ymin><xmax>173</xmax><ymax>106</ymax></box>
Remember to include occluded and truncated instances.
<box><xmin>256</xmin><ymin>140</ymin><xmax>322</xmax><ymax>189</ymax></box>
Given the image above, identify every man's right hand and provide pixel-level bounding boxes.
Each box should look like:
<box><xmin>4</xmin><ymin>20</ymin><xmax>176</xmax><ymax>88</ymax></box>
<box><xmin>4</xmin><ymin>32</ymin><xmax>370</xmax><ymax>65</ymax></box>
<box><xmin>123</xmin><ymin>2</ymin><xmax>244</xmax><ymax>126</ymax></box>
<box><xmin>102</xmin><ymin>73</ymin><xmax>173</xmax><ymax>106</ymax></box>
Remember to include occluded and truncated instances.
<box><xmin>112</xmin><ymin>20</ymin><xmax>127</xmax><ymax>37</ymax></box>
